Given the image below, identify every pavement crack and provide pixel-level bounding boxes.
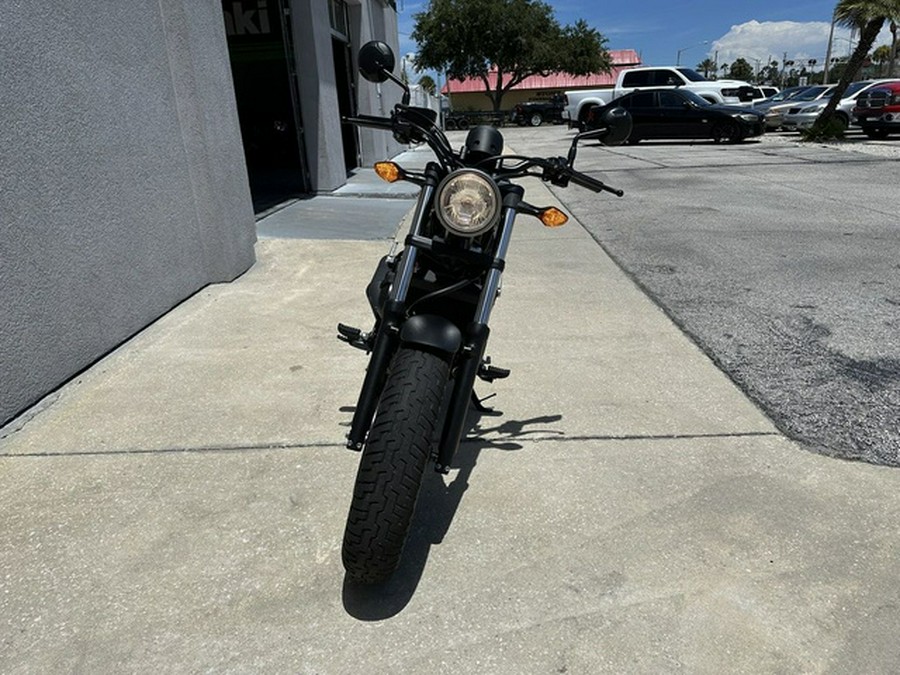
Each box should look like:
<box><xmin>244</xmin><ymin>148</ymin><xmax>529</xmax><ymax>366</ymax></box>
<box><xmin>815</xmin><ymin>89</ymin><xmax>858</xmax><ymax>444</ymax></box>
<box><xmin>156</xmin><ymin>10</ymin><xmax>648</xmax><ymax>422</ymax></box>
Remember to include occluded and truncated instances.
<box><xmin>1</xmin><ymin>440</ymin><xmax>345</xmax><ymax>458</ymax></box>
<box><xmin>1</xmin><ymin>431</ymin><xmax>782</xmax><ymax>459</ymax></box>
<box><xmin>462</xmin><ymin>430</ymin><xmax>780</xmax><ymax>446</ymax></box>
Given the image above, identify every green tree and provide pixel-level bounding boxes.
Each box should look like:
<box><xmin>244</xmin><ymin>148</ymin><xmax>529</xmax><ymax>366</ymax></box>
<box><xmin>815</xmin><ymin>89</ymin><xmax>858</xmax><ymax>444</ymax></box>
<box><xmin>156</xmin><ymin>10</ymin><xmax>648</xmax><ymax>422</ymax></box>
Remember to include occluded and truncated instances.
<box><xmin>418</xmin><ymin>74</ymin><xmax>437</xmax><ymax>96</ymax></box>
<box><xmin>412</xmin><ymin>0</ymin><xmax>611</xmax><ymax>112</ymax></box>
<box><xmin>827</xmin><ymin>59</ymin><xmax>852</xmax><ymax>82</ymax></box>
<box><xmin>873</xmin><ymin>43</ymin><xmax>892</xmax><ymax>73</ymax></box>
<box><xmin>727</xmin><ymin>57</ymin><xmax>754</xmax><ymax>81</ymax></box>
<box><xmin>811</xmin><ymin>0</ymin><xmax>900</xmax><ymax>137</ymax></box>
<box><xmin>696</xmin><ymin>58</ymin><xmax>717</xmax><ymax>79</ymax></box>
<box><xmin>759</xmin><ymin>60</ymin><xmax>780</xmax><ymax>84</ymax></box>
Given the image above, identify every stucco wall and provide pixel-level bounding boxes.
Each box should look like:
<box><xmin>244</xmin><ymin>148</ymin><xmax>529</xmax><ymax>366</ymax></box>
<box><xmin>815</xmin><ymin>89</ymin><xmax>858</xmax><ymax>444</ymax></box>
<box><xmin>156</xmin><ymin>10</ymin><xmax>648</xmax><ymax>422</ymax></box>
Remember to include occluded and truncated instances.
<box><xmin>0</xmin><ymin>1</ymin><xmax>257</xmax><ymax>426</ymax></box>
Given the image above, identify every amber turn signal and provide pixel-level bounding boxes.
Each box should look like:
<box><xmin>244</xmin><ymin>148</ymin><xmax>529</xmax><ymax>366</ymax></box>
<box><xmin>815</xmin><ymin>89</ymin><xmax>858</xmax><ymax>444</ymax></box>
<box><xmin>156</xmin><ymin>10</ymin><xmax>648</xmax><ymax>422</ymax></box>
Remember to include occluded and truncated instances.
<box><xmin>540</xmin><ymin>207</ymin><xmax>568</xmax><ymax>227</ymax></box>
<box><xmin>374</xmin><ymin>161</ymin><xmax>403</xmax><ymax>183</ymax></box>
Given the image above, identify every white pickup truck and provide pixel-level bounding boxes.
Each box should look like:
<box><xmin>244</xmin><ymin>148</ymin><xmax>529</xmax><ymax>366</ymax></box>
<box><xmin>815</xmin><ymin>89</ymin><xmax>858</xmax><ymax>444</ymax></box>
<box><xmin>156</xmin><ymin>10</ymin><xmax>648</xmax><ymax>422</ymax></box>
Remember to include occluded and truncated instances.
<box><xmin>564</xmin><ymin>66</ymin><xmax>762</xmax><ymax>128</ymax></box>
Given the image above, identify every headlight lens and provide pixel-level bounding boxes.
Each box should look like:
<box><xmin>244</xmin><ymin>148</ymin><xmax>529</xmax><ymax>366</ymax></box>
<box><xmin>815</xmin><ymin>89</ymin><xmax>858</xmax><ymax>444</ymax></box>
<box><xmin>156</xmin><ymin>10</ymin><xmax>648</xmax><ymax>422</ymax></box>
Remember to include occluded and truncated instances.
<box><xmin>737</xmin><ymin>113</ymin><xmax>761</xmax><ymax>123</ymax></box>
<box><xmin>434</xmin><ymin>170</ymin><xmax>501</xmax><ymax>237</ymax></box>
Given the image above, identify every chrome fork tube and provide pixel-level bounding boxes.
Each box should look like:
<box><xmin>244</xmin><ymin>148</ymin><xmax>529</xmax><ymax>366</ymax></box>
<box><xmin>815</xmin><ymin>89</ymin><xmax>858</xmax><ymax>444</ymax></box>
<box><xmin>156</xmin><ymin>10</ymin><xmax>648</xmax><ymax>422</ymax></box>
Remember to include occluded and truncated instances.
<box><xmin>474</xmin><ymin>204</ymin><xmax>517</xmax><ymax>324</ymax></box>
<box><xmin>389</xmin><ymin>182</ymin><xmax>435</xmax><ymax>303</ymax></box>
<box><xmin>345</xmin><ymin>172</ymin><xmax>437</xmax><ymax>450</ymax></box>
<box><xmin>436</xmin><ymin>185</ymin><xmax>524</xmax><ymax>471</ymax></box>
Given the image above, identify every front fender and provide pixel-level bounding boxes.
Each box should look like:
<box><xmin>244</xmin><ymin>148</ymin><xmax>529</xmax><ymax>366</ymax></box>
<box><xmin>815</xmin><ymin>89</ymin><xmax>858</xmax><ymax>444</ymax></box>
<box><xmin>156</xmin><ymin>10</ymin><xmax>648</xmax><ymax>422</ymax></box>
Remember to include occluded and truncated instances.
<box><xmin>400</xmin><ymin>315</ymin><xmax>462</xmax><ymax>355</ymax></box>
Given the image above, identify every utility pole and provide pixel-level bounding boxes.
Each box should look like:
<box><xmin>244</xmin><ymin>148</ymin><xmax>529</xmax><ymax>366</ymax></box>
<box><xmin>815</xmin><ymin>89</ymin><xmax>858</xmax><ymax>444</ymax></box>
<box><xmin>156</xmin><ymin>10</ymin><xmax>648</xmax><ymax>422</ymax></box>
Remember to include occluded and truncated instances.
<box><xmin>823</xmin><ymin>11</ymin><xmax>836</xmax><ymax>83</ymax></box>
<box><xmin>676</xmin><ymin>40</ymin><xmax>709</xmax><ymax>66</ymax></box>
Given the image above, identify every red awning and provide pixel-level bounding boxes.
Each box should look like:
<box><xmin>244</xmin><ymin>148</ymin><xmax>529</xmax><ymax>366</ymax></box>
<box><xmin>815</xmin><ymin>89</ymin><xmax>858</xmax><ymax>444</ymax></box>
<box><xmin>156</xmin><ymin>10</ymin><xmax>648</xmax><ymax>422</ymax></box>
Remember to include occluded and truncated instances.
<box><xmin>441</xmin><ymin>50</ymin><xmax>641</xmax><ymax>94</ymax></box>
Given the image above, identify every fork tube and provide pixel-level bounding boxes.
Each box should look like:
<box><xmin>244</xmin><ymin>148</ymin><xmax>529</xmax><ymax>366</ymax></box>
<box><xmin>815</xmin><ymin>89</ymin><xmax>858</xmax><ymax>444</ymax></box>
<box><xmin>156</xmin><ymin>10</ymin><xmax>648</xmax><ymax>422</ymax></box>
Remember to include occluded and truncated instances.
<box><xmin>436</xmin><ymin>186</ymin><xmax>523</xmax><ymax>470</ymax></box>
<box><xmin>345</xmin><ymin>170</ymin><xmax>439</xmax><ymax>450</ymax></box>
<box><xmin>390</xmin><ymin>182</ymin><xmax>435</xmax><ymax>302</ymax></box>
<box><xmin>474</xmin><ymin>194</ymin><xmax>520</xmax><ymax>324</ymax></box>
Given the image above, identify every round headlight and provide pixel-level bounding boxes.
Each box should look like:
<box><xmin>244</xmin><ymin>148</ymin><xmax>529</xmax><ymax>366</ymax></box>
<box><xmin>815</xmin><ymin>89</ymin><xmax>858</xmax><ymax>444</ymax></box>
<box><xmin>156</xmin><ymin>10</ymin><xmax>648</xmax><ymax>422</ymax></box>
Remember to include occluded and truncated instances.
<box><xmin>434</xmin><ymin>169</ymin><xmax>502</xmax><ymax>237</ymax></box>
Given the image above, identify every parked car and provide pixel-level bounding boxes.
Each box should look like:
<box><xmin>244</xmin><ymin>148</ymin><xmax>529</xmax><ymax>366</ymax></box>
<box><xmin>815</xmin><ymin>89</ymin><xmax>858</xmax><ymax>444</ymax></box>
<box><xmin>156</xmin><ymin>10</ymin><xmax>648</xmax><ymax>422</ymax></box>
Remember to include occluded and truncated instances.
<box><xmin>753</xmin><ymin>84</ymin><xmax>810</xmax><ymax>111</ymax></box>
<box><xmin>564</xmin><ymin>65</ymin><xmax>761</xmax><ymax>129</ymax></box>
<box><xmin>511</xmin><ymin>94</ymin><xmax>566</xmax><ymax>127</ymax></box>
<box><xmin>754</xmin><ymin>85</ymin><xmax>812</xmax><ymax>107</ymax></box>
<box><xmin>781</xmin><ymin>79</ymin><xmax>900</xmax><ymax>131</ymax></box>
<box><xmin>852</xmin><ymin>81</ymin><xmax>900</xmax><ymax>138</ymax></box>
<box><xmin>758</xmin><ymin>85</ymin><xmax>834</xmax><ymax>130</ymax></box>
<box><xmin>751</xmin><ymin>86</ymin><xmax>812</xmax><ymax>128</ymax></box>
<box><xmin>586</xmin><ymin>88</ymin><xmax>766</xmax><ymax>143</ymax></box>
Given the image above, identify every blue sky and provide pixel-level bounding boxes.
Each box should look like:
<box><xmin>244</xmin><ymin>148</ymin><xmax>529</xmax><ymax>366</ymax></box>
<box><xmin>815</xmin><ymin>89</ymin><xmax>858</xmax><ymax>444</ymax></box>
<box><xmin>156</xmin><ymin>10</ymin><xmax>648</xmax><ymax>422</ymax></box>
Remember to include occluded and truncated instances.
<box><xmin>396</xmin><ymin>0</ymin><xmax>894</xmax><ymax>76</ymax></box>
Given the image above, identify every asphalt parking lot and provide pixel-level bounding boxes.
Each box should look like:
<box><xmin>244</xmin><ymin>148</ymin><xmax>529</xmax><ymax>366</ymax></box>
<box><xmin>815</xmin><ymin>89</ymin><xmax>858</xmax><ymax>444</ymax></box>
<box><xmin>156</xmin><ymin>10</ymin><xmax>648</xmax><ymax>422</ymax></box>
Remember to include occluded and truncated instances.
<box><xmin>506</xmin><ymin>125</ymin><xmax>900</xmax><ymax>466</ymax></box>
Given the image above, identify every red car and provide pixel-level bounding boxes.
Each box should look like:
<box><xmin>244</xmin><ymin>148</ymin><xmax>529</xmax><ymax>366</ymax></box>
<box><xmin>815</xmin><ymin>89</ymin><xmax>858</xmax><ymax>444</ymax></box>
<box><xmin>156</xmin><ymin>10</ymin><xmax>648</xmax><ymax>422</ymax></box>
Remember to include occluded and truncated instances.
<box><xmin>852</xmin><ymin>81</ymin><xmax>900</xmax><ymax>139</ymax></box>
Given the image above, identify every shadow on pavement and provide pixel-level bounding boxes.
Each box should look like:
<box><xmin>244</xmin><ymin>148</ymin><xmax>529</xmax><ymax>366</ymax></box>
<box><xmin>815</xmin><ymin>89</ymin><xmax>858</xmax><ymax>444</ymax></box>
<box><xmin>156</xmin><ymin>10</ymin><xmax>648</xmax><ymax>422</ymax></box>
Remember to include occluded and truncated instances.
<box><xmin>340</xmin><ymin>410</ymin><xmax>563</xmax><ymax>620</ymax></box>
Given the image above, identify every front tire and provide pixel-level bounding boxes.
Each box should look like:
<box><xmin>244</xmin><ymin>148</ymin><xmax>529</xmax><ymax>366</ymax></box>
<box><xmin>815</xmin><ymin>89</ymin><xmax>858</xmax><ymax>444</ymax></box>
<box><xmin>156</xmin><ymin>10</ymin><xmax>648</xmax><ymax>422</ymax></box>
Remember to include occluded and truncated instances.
<box><xmin>342</xmin><ymin>347</ymin><xmax>449</xmax><ymax>584</ymax></box>
<box><xmin>529</xmin><ymin>113</ymin><xmax>543</xmax><ymax>127</ymax></box>
<box><xmin>712</xmin><ymin>121</ymin><xmax>741</xmax><ymax>144</ymax></box>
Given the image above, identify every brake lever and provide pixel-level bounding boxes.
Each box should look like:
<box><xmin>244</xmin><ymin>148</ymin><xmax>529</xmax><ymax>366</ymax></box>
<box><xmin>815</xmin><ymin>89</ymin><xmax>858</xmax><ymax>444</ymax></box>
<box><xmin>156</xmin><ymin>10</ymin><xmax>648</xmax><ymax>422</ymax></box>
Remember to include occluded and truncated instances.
<box><xmin>542</xmin><ymin>156</ymin><xmax>623</xmax><ymax>196</ymax></box>
<box><xmin>541</xmin><ymin>157</ymin><xmax>571</xmax><ymax>188</ymax></box>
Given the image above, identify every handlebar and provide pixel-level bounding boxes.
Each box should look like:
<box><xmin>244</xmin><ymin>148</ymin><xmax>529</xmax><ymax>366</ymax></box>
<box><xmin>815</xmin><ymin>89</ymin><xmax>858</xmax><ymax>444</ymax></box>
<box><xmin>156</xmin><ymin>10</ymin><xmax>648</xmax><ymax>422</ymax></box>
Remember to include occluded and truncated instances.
<box><xmin>343</xmin><ymin>114</ymin><xmax>394</xmax><ymax>131</ymax></box>
<box><xmin>484</xmin><ymin>155</ymin><xmax>623</xmax><ymax>197</ymax></box>
<box><xmin>563</xmin><ymin>168</ymin><xmax>624</xmax><ymax>197</ymax></box>
<box><xmin>346</xmin><ymin>107</ymin><xmax>459</xmax><ymax>169</ymax></box>
<box><xmin>345</xmin><ymin>109</ymin><xmax>623</xmax><ymax>197</ymax></box>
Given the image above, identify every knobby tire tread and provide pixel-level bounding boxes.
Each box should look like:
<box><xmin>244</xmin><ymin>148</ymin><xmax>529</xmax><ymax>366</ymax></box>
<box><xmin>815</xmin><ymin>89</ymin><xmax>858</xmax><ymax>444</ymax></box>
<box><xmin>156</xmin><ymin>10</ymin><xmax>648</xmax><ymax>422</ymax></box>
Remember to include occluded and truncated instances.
<box><xmin>342</xmin><ymin>347</ymin><xmax>449</xmax><ymax>583</ymax></box>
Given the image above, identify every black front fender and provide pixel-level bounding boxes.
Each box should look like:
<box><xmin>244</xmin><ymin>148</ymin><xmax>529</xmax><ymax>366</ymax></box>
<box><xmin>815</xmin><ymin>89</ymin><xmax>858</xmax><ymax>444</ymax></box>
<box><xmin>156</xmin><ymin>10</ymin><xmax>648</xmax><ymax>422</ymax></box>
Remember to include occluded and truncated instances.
<box><xmin>400</xmin><ymin>315</ymin><xmax>462</xmax><ymax>355</ymax></box>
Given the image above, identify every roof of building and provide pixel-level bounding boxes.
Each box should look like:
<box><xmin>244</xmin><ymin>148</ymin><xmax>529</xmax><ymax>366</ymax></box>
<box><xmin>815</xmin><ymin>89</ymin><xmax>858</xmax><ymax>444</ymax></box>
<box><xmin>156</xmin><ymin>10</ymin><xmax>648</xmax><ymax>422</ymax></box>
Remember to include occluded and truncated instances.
<box><xmin>441</xmin><ymin>49</ymin><xmax>641</xmax><ymax>94</ymax></box>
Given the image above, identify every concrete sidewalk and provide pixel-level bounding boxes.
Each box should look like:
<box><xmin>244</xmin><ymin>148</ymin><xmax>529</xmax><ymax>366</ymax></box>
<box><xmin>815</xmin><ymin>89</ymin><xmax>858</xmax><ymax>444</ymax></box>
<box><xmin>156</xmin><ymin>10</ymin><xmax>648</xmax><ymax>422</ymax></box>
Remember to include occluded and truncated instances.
<box><xmin>2</xmin><ymin>140</ymin><xmax>900</xmax><ymax>673</ymax></box>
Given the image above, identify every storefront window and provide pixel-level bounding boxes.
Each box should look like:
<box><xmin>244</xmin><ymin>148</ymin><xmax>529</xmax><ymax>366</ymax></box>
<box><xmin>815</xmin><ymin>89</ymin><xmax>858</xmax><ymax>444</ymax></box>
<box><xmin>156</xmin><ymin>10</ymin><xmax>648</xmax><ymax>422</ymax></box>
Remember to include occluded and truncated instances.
<box><xmin>328</xmin><ymin>0</ymin><xmax>348</xmax><ymax>38</ymax></box>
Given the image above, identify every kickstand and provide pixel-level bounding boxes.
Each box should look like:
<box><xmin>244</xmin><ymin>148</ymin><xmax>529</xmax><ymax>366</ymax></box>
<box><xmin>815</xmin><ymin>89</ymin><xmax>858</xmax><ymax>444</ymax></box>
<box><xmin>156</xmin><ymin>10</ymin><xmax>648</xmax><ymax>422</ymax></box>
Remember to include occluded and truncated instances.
<box><xmin>470</xmin><ymin>390</ymin><xmax>497</xmax><ymax>413</ymax></box>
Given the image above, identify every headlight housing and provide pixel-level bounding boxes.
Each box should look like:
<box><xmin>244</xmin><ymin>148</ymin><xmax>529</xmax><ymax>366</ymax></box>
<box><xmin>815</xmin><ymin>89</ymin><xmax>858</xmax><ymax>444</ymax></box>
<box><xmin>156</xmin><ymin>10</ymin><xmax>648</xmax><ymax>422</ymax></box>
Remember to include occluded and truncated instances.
<box><xmin>434</xmin><ymin>169</ymin><xmax>502</xmax><ymax>237</ymax></box>
<box><xmin>736</xmin><ymin>113</ymin><xmax>762</xmax><ymax>123</ymax></box>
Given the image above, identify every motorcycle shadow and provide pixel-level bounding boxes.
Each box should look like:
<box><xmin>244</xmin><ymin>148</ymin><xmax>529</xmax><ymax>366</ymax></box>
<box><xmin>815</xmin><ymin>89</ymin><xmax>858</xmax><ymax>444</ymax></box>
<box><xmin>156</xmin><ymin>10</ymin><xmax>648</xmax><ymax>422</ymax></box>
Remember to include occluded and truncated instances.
<box><xmin>341</xmin><ymin>409</ymin><xmax>563</xmax><ymax>620</ymax></box>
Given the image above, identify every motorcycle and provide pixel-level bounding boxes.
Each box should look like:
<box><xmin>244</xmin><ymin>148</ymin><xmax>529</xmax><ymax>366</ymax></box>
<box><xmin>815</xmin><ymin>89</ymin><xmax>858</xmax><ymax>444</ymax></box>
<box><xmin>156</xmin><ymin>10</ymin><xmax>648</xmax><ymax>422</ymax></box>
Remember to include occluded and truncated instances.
<box><xmin>338</xmin><ymin>41</ymin><xmax>632</xmax><ymax>584</ymax></box>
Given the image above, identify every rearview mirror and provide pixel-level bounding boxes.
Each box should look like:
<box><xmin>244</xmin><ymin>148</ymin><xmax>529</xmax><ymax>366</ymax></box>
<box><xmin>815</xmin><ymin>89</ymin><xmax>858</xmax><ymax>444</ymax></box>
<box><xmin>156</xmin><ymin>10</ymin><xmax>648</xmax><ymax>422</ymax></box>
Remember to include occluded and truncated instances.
<box><xmin>357</xmin><ymin>41</ymin><xmax>410</xmax><ymax>105</ymax></box>
<box><xmin>566</xmin><ymin>106</ymin><xmax>632</xmax><ymax>165</ymax></box>
<box><xmin>358</xmin><ymin>41</ymin><xmax>395</xmax><ymax>83</ymax></box>
<box><xmin>594</xmin><ymin>106</ymin><xmax>632</xmax><ymax>146</ymax></box>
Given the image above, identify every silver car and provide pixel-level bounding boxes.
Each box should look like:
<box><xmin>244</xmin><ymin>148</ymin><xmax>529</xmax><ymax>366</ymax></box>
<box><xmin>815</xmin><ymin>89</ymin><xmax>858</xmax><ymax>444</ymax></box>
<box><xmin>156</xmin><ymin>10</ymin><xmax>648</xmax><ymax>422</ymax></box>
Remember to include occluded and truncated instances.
<box><xmin>781</xmin><ymin>80</ymin><xmax>900</xmax><ymax>131</ymax></box>
<box><xmin>755</xmin><ymin>85</ymin><xmax>833</xmax><ymax>130</ymax></box>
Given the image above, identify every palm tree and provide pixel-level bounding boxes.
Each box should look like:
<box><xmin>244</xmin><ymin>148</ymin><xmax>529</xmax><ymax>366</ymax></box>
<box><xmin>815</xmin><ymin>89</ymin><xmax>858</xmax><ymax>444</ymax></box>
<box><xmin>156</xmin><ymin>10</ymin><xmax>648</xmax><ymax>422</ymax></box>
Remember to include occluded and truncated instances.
<box><xmin>873</xmin><ymin>44</ymin><xmax>893</xmax><ymax>73</ymax></box>
<box><xmin>418</xmin><ymin>74</ymin><xmax>437</xmax><ymax>96</ymax></box>
<box><xmin>890</xmin><ymin>20</ymin><xmax>898</xmax><ymax>75</ymax></box>
<box><xmin>697</xmin><ymin>58</ymin><xmax>717</xmax><ymax>79</ymax></box>
<box><xmin>812</xmin><ymin>0</ymin><xmax>900</xmax><ymax>136</ymax></box>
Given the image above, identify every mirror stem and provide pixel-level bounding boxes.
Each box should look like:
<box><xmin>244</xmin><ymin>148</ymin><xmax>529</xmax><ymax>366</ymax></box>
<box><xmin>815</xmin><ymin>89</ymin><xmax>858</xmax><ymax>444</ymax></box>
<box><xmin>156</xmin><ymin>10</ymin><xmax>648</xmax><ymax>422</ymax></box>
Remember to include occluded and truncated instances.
<box><xmin>381</xmin><ymin>69</ymin><xmax>411</xmax><ymax>106</ymax></box>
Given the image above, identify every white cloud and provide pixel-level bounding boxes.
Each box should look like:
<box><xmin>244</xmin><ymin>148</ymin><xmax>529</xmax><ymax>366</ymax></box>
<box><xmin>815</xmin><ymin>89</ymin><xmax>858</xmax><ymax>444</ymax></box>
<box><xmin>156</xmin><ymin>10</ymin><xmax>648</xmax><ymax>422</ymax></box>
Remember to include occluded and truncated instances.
<box><xmin>709</xmin><ymin>20</ymin><xmax>893</xmax><ymax>70</ymax></box>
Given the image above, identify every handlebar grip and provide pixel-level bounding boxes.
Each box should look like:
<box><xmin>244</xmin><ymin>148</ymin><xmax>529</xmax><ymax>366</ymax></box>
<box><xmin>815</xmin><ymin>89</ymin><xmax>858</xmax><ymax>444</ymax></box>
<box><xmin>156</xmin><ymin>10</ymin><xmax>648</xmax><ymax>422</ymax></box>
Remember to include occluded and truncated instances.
<box><xmin>567</xmin><ymin>170</ymin><xmax>624</xmax><ymax>197</ymax></box>
<box><xmin>343</xmin><ymin>115</ymin><xmax>394</xmax><ymax>130</ymax></box>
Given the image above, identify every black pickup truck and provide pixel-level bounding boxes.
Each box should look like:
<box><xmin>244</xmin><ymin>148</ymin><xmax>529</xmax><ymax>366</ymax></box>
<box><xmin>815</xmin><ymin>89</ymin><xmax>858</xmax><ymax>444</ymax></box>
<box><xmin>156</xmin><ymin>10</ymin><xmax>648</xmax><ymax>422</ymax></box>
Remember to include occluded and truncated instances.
<box><xmin>510</xmin><ymin>94</ymin><xmax>566</xmax><ymax>127</ymax></box>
